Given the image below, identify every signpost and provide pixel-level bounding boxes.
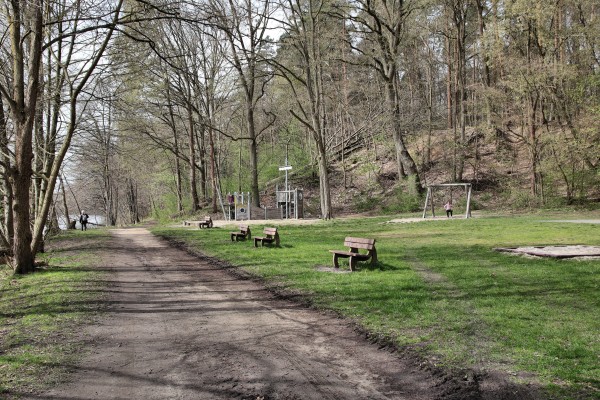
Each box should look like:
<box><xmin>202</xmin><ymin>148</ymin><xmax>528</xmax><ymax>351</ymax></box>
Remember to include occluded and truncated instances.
<box><xmin>279</xmin><ymin>157</ymin><xmax>292</xmax><ymax>218</ymax></box>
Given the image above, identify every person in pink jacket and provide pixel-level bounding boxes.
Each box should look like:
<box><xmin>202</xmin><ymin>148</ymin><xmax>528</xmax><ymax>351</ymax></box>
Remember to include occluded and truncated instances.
<box><xmin>444</xmin><ymin>201</ymin><xmax>453</xmax><ymax>218</ymax></box>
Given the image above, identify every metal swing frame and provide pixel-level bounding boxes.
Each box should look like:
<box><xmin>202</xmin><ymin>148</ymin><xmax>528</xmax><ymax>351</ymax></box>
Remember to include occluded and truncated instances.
<box><xmin>422</xmin><ymin>183</ymin><xmax>472</xmax><ymax>218</ymax></box>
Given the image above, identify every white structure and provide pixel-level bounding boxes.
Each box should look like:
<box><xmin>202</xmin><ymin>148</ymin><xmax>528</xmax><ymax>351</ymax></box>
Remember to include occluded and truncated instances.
<box><xmin>275</xmin><ymin>188</ymin><xmax>304</xmax><ymax>219</ymax></box>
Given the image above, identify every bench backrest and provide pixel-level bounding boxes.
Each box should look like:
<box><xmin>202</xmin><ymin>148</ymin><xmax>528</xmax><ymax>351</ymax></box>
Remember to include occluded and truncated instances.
<box><xmin>203</xmin><ymin>216</ymin><xmax>212</xmax><ymax>221</ymax></box>
<box><xmin>344</xmin><ymin>237</ymin><xmax>375</xmax><ymax>251</ymax></box>
<box><xmin>263</xmin><ymin>227</ymin><xmax>278</xmax><ymax>237</ymax></box>
<box><xmin>239</xmin><ymin>225</ymin><xmax>250</xmax><ymax>232</ymax></box>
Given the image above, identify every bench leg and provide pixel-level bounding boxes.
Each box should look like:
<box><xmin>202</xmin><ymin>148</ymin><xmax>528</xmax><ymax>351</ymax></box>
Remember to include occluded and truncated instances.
<box><xmin>231</xmin><ymin>234</ymin><xmax>235</xmax><ymax>242</ymax></box>
<box><xmin>349</xmin><ymin>256</ymin><xmax>357</xmax><ymax>271</ymax></box>
<box><xmin>333</xmin><ymin>253</ymin><xmax>340</xmax><ymax>269</ymax></box>
<box><xmin>254</xmin><ymin>238</ymin><xmax>259</xmax><ymax>248</ymax></box>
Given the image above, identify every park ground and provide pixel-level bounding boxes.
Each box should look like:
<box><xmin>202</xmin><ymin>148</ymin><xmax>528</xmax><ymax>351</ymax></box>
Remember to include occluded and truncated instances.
<box><xmin>1</xmin><ymin>211</ymin><xmax>599</xmax><ymax>399</ymax></box>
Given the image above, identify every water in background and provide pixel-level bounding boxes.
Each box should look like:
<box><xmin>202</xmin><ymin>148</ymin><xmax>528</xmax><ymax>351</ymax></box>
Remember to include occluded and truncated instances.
<box><xmin>58</xmin><ymin>215</ymin><xmax>105</xmax><ymax>230</ymax></box>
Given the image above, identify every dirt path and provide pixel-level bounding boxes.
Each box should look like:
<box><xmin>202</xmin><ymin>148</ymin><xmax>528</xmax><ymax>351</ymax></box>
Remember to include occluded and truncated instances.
<box><xmin>30</xmin><ymin>228</ymin><xmax>474</xmax><ymax>400</ymax></box>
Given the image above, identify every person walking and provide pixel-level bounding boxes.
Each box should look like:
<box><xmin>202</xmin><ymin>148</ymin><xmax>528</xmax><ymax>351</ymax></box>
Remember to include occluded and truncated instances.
<box><xmin>79</xmin><ymin>211</ymin><xmax>89</xmax><ymax>231</ymax></box>
<box><xmin>444</xmin><ymin>201</ymin><xmax>453</xmax><ymax>218</ymax></box>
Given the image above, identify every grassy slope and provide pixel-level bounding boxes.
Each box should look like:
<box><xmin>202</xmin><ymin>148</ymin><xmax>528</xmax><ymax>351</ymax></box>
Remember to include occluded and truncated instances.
<box><xmin>0</xmin><ymin>230</ymin><xmax>109</xmax><ymax>399</ymax></box>
<box><xmin>153</xmin><ymin>213</ymin><xmax>600</xmax><ymax>399</ymax></box>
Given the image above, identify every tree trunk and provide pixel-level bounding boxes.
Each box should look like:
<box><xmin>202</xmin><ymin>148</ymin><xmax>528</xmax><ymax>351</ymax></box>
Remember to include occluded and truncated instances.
<box><xmin>425</xmin><ymin>49</ymin><xmax>434</xmax><ymax>166</ymax></box>
<box><xmin>174</xmin><ymin>151</ymin><xmax>183</xmax><ymax>213</ymax></box>
<box><xmin>0</xmin><ymin>97</ymin><xmax>13</xmax><ymax>249</ymax></box>
<box><xmin>195</xmin><ymin>124</ymin><xmax>207</xmax><ymax>201</ymax></box>
<box><xmin>33</xmin><ymin>103</ymin><xmax>44</xmax><ymax>221</ymax></box>
<box><xmin>446</xmin><ymin>32</ymin><xmax>453</xmax><ymax>130</ymax></box>
<box><xmin>456</xmin><ymin>13</ymin><xmax>467</xmax><ymax>182</ymax></box>
<box><xmin>187</xmin><ymin>103</ymin><xmax>199</xmax><ymax>212</ymax></box>
<box><xmin>247</xmin><ymin>105</ymin><xmax>261</xmax><ymax>208</ymax></box>
<box><xmin>385</xmin><ymin>79</ymin><xmax>421</xmax><ymax>193</ymax></box>
<box><xmin>166</xmin><ymin>82</ymin><xmax>183</xmax><ymax>213</ymax></box>
<box><xmin>58</xmin><ymin>176</ymin><xmax>72</xmax><ymax>229</ymax></box>
<box><xmin>208</xmin><ymin>126</ymin><xmax>218</xmax><ymax>213</ymax></box>
<box><xmin>12</xmin><ymin>112</ymin><xmax>36</xmax><ymax>272</ymax></box>
<box><xmin>529</xmin><ymin>95</ymin><xmax>540</xmax><ymax>196</ymax></box>
<box><xmin>6</xmin><ymin>0</ymin><xmax>44</xmax><ymax>274</ymax></box>
<box><xmin>103</xmin><ymin>156</ymin><xmax>117</xmax><ymax>226</ymax></box>
<box><xmin>317</xmin><ymin>144</ymin><xmax>332</xmax><ymax>219</ymax></box>
<box><xmin>127</xmin><ymin>179</ymin><xmax>139</xmax><ymax>224</ymax></box>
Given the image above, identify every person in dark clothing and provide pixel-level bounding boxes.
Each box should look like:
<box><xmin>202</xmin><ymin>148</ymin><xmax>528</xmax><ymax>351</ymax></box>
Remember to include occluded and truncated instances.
<box><xmin>79</xmin><ymin>211</ymin><xmax>89</xmax><ymax>231</ymax></box>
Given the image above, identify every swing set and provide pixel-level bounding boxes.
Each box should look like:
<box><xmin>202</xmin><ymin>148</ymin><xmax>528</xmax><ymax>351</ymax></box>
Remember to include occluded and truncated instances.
<box><xmin>422</xmin><ymin>183</ymin><xmax>472</xmax><ymax>219</ymax></box>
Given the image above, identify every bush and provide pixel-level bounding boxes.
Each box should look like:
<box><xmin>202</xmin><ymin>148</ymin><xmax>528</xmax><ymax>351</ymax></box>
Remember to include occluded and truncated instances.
<box><xmin>505</xmin><ymin>188</ymin><xmax>541</xmax><ymax>210</ymax></box>
<box><xmin>382</xmin><ymin>188</ymin><xmax>422</xmax><ymax>213</ymax></box>
<box><xmin>353</xmin><ymin>195</ymin><xmax>381</xmax><ymax>212</ymax></box>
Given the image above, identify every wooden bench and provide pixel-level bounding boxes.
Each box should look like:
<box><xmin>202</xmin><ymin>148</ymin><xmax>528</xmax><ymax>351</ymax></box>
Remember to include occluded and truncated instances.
<box><xmin>183</xmin><ymin>216</ymin><xmax>213</xmax><ymax>228</ymax></box>
<box><xmin>329</xmin><ymin>237</ymin><xmax>377</xmax><ymax>271</ymax></box>
<box><xmin>198</xmin><ymin>216</ymin><xmax>213</xmax><ymax>228</ymax></box>
<box><xmin>254</xmin><ymin>227</ymin><xmax>280</xmax><ymax>247</ymax></box>
<box><xmin>230</xmin><ymin>225</ymin><xmax>251</xmax><ymax>241</ymax></box>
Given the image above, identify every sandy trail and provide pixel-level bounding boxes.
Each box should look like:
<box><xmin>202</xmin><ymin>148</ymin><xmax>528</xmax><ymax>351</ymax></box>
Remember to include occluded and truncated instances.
<box><xmin>30</xmin><ymin>227</ymin><xmax>446</xmax><ymax>400</ymax></box>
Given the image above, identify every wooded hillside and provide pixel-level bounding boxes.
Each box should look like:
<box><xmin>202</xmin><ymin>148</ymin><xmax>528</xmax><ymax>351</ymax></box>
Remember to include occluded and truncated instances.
<box><xmin>1</xmin><ymin>0</ymin><xmax>599</xmax><ymax>273</ymax></box>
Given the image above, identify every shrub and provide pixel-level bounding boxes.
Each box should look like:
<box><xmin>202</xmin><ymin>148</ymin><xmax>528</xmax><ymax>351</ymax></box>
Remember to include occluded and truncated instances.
<box><xmin>353</xmin><ymin>195</ymin><xmax>381</xmax><ymax>212</ymax></box>
<box><xmin>382</xmin><ymin>188</ymin><xmax>422</xmax><ymax>213</ymax></box>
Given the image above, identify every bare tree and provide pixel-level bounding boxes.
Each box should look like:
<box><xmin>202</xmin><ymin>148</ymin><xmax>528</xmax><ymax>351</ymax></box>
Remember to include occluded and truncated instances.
<box><xmin>346</xmin><ymin>0</ymin><xmax>422</xmax><ymax>194</ymax></box>
<box><xmin>0</xmin><ymin>0</ymin><xmax>44</xmax><ymax>273</ymax></box>
<box><xmin>0</xmin><ymin>0</ymin><xmax>172</xmax><ymax>273</ymax></box>
<box><xmin>195</xmin><ymin>26</ymin><xmax>231</xmax><ymax>212</ymax></box>
<box><xmin>444</xmin><ymin>0</ymin><xmax>469</xmax><ymax>182</ymax></box>
<box><xmin>30</xmin><ymin>1</ymin><xmax>124</xmax><ymax>257</ymax></box>
<box><xmin>205</xmin><ymin>0</ymin><xmax>277</xmax><ymax>208</ymax></box>
<box><xmin>275</xmin><ymin>0</ymin><xmax>334</xmax><ymax>219</ymax></box>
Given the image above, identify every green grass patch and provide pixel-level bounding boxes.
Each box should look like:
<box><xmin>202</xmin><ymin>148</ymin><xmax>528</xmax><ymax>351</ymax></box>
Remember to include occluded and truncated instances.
<box><xmin>153</xmin><ymin>214</ymin><xmax>600</xmax><ymax>399</ymax></box>
<box><xmin>0</xmin><ymin>229</ymin><xmax>109</xmax><ymax>399</ymax></box>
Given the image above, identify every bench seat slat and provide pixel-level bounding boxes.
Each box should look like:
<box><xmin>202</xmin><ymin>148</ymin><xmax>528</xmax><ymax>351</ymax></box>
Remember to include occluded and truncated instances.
<box><xmin>343</xmin><ymin>237</ymin><xmax>375</xmax><ymax>249</ymax></box>
<box><xmin>345</xmin><ymin>237</ymin><xmax>375</xmax><ymax>244</ymax></box>
<box><xmin>329</xmin><ymin>250</ymin><xmax>371</xmax><ymax>260</ymax></box>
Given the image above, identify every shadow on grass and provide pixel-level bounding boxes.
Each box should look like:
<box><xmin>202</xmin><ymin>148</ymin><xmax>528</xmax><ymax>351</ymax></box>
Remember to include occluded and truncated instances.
<box><xmin>363</xmin><ymin>261</ymin><xmax>404</xmax><ymax>272</ymax></box>
<box><xmin>331</xmin><ymin>261</ymin><xmax>403</xmax><ymax>272</ymax></box>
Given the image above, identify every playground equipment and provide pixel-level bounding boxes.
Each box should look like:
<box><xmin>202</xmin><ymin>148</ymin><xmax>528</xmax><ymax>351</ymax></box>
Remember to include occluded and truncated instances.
<box><xmin>224</xmin><ymin>192</ymin><xmax>251</xmax><ymax>221</ymax></box>
<box><xmin>275</xmin><ymin>187</ymin><xmax>304</xmax><ymax>219</ymax></box>
<box><xmin>422</xmin><ymin>183</ymin><xmax>472</xmax><ymax>218</ymax></box>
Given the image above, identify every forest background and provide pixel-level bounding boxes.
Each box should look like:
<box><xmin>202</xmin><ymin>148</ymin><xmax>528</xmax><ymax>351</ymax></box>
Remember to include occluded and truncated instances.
<box><xmin>0</xmin><ymin>0</ymin><xmax>598</xmax><ymax>274</ymax></box>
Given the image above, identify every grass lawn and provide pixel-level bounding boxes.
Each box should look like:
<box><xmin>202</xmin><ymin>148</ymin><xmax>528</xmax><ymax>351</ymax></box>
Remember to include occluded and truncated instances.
<box><xmin>0</xmin><ymin>229</ymin><xmax>109</xmax><ymax>399</ymax></box>
<box><xmin>153</xmin><ymin>213</ymin><xmax>600</xmax><ymax>399</ymax></box>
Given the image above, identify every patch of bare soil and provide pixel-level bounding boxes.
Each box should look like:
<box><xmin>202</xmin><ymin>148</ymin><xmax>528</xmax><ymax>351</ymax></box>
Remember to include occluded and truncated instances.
<box><xmin>495</xmin><ymin>245</ymin><xmax>600</xmax><ymax>259</ymax></box>
<box><xmin>313</xmin><ymin>265</ymin><xmax>353</xmax><ymax>274</ymax></box>
<box><xmin>26</xmin><ymin>228</ymin><xmax>539</xmax><ymax>400</ymax></box>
